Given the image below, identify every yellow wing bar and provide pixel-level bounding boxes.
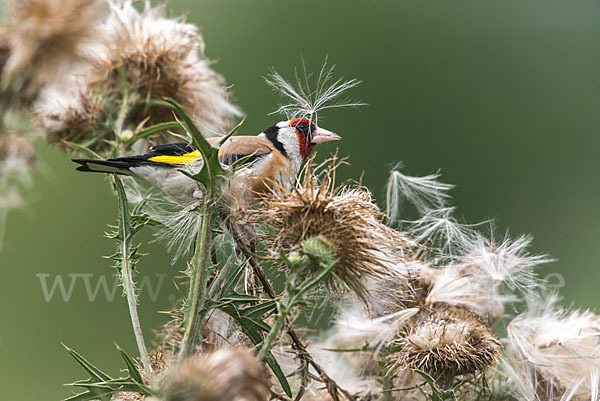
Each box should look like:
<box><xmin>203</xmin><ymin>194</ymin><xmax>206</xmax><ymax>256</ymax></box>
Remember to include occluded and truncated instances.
<box><xmin>147</xmin><ymin>148</ymin><xmax>231</xmax><ymax>165</ymax></box>
<box><xmin>148</xmin><ymin>150</ymin><xmax>202</xmax><ymax>165</ymax></box>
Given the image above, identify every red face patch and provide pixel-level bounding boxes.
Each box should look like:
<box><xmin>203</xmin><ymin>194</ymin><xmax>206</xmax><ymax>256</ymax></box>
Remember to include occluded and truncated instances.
<box><xmin>289</xmin><ymin>118</ymin><xmax>317</xmax><ymax>160</ymax></box>
<box><xmin>289</xmin><ymin>118</ymin><xmax>316</xmax><ymax>134</ymax></box>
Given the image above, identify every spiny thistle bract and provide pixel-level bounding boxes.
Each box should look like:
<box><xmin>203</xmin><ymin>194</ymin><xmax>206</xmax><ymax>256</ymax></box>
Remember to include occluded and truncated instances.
<box><xmin>390</xmin><ymin>303</ymin><xmax>502</xmax><ymax>386</ymax></box>
<box><xmin>38</xmin><ymin>0</ymin><xmax>240</xmax><ymax>154</ymax></box>
<box><xmin>254</xmin><ymin>158</ymin><xmax>409</xmax><ymax>300</ymax></box>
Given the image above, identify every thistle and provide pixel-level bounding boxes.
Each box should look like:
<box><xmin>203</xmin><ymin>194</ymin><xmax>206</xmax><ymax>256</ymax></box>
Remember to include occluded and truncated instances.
<box><xmin>390</xmin><ymin>303</ymin><xmax>502</xmax><ymax>387</ymax></box>
<box><xmin>38</xmin><ymin>0</ymin><xmax>240</xmax><ymax>154</ymax></box>
<box><xmin>160</xmin><ymin>348</ymin><xmax>270</xmax><ymax>401</ymax></box>
<box><xmin>504</xmin><ymin>295</ymin><xmax>600</xmax><ymax>401</ymax></box>
<box><xmin>255</xmin><ymin>158</ymin><xmax>409</xmax><ymax>300</ymax></box>
<box><xmin>1</xmin><ymin>0</ymin><xmax>102</xmax><ymax>106</ymax></box>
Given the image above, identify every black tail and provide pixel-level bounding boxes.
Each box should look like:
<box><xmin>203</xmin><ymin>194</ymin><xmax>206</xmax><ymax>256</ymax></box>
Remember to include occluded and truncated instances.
<box><xmin>71</xmin><ymin>159</ymin><xmax>136</xmax><ymax>176</ymax></box>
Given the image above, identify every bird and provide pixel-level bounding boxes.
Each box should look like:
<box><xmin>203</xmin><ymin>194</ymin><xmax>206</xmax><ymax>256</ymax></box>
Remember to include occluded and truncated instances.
<box><xmin>72</xmin><ymin>118</ymin><xmax>340</xmax><ymax>206</ymax></box>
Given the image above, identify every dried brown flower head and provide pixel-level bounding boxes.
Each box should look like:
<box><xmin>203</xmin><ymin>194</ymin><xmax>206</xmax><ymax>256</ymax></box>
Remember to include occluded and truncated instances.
<box><xmin>38</xmin><ymin>1</ymin><xmax>240</xmax><ymax>153</ymax></box>
<box><xmin>1</xmin><ymin>0</ymin><xmax>103</xmax><ymax>105</ymax></box>
<box><xmin>42</xmin><ymin>92</ymin><xmax>103</xmax><ymax>147</ymax></box>
<box><xmin>161</xmin><ymin>348</ymin><xmax>270</xmax><ymax>401</ymax></box>
<box><xmin>255</xmin><ymin>158</ymin><xmax>409</xmax><ymax>300</ymax></box>
<box><xmin>390</xmin><ymin>303</ymin><xmax>501</xmax><ymax>385</ymax></box>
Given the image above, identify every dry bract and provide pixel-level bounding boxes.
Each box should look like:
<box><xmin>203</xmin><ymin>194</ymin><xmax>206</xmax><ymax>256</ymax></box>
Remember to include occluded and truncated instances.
<box><xmin>161</xmin><ymin>348</ymin><xmax>270</xmax><ymax>401</ymax></box>
<box><xmin>390</xmin><ymin>303</ymin><xmax>501</xmax><ymax>385</ymax></box>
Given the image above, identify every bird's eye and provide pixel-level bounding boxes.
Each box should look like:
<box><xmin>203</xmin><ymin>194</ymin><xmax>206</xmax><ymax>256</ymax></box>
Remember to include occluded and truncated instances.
<box><xmin>296</xmin><ymin>122</ymin><xmax>307</xmax><ymax>132</ymax></box>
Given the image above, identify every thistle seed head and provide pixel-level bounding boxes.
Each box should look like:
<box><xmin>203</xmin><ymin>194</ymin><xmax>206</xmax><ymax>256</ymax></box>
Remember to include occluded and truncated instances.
<box><xmin>42</xmin><ymin>91</ymin><xmax>103</xmax><ymax>148</ymax></box>
<box><xmin>1</xmin><ymin>0</ymin><xmax>103</xmax><ymax>105</ymax></box>
<box><xmin>504</xmin><ymin>296</ymin><xmax>600</xmax><ymax>401</ymax></box>
<box><xmin>161</xmin><ymin>348</ymin><xmax>270</xmax><ymax>401</ymax></box>
<box><xmin>37</xmin><ymin>1</ymin><xmax>241</xmax><ymax>153</ymax></box>
<box><xmin>255</xmin><ymin>158</ymin><xmax>410</xmax><ymax>300</ymax></box>
<box><xmin>390</xmin><ymin>303</ymin><xmax>501</xmax><ymax>384</ymax></box>
<box><xmin>89</xmin><ymin>1</ymin><xmax>240</xmax><ymax>137</ymax></box>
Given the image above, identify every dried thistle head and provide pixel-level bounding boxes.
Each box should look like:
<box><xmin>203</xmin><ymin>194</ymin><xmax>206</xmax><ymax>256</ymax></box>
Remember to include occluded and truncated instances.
<box><xmin>38</xmin><ymin>1</ymin><xmax>240</xmax><ymax>153</ymax></box>
<box><xmin>89</xmin><ymin>1</ymin><xmax>240</xmax><ymax>136</ymax></box>
<box><xmin>255</xmin><ymin>157</ymin><xmax>409</xmax><ymax>300</ymax></box>
<box><xmin>41</xmin><ymin>91</ymin><xmax>104</xmax><ymax>147</ymax></box>
<box><xmin>504</xmin><ymin>296</ymin><xmax>600</xmax><ymax>401</ymax></box>
<box><xmin>161</xmin><ymin>348</ymin><xmax>270</xmax><ymax>401</ymax></box>
<box><xmin>1</xmin><ymin>0</ymin><xmax>103</xmax><ymax>106</ymax></box>
<box><xmin>390</xmin><ymin>303</ymin><xmax>501</xmax><ymax>385</ymax></box>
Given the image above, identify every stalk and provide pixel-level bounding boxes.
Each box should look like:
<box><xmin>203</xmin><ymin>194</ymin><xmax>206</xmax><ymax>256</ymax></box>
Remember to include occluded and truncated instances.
<box><xmin>113</xmin><ymin>175</ymin><xmax>152</xmax><ymax>378</ymax></box>
<box><xmin>258</xmin><ymin>305</ymin><xmax>286</xmax><ymax>361</ymax></box>
<box><xmin>178</xmin><ymin>205</ymin><xmax>212</xmax><ymax>360</ymax></box>
<box><xmin>121</xmin><ymin>235</ymin><xmax>152</xmax><ymax>377</ymax></box>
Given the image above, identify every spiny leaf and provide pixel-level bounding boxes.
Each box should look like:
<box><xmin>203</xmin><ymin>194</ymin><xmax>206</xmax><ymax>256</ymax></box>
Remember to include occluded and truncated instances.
<box><xmin>133</xmin><ymin>121</ymin><xmax>184</xmax><ymax>141</ymax></box>
<box><xmin>63</xmin><ymin>343</ymin><xmax>112</xmax><ymax>383</ymax></box>
<box><xmin>117</xmin><ymin>345</ymin><xmax>145</xmax><ymax>384</ymax></box>
<box><xmin>218</xmin><ymin>116</ymin><xmax>246</xmax><ymax>146</ymax></box>
<box><xmin>414</xmin><ymin>370</ymin><xmax>461</xmax><ymax>401</ymax></box>
<box><xmin>162</xmin><ymin>98</ymin><xmax>227</xmax><ymax>193</ymax></box>
<box><xmin>63</xmin><ymin>345</ymin><xmax>155</xmax><ymax>401</ymax></box>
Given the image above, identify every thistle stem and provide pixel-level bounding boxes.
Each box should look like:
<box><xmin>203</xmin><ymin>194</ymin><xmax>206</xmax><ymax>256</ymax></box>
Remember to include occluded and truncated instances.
<box><xmin>178</xmin><ymin>206</ymin><xmax>212</xmax><ymax>360</ymax></box>
<box><xmin>230</xmin><ymin>226</ymin><xmax>354</xmax><ymax>401</ymax></box>
<box><xmin>121</xmin><ymin>236</ymin><xmax>153</xmax><ymax>377</ymax></box>
<box><xmin>112</xmin><ymin>175</ymin><xmax>152</xmax><ymax>378</ymax></box>
<box><xmin>258</xmin><ymin>305</ymin><xmax>286</xmax><ymax>360</ymax></box>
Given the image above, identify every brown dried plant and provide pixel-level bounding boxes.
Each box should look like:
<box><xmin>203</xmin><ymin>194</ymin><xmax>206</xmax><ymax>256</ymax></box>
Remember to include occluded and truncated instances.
<box><xmin>160</xmin><ymin>348</ymin><xmax>270</xmax><ymax>401</ymax></box>
<box><xmin>39</xmin><ymin>1</ymin><xmax>240</xmax><ymax>153</ymax></box>
<box><xmin>390</xmin><ymin>303</ymin><xmax>502</xmax><ymax>387</ymax></box>
<box><xmin>254</xmin><ymin>156</ymin><xmax>410</xmax><ymax>301</ymax></box>
<box><xmin>1</xmin><ymin>0</ymin><xmax>103</xmax><ymax>106</ymax></box>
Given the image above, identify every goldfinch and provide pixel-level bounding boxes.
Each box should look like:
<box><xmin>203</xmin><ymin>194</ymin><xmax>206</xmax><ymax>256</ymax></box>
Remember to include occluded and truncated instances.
<box><xmin>72</xmin><ymin>118</ymin><xmax>340</xmax><ymax>205</ymax></box>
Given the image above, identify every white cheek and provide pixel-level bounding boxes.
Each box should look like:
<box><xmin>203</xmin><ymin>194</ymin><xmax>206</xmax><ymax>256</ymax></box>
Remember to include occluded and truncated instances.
<box><xmin>278</xmin><ymin>132</ymin><xmax>303</xmax><ymax>172</ymax></box>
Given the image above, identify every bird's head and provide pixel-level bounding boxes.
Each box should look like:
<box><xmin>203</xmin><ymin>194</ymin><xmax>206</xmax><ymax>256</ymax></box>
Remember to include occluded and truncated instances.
<box><xmin>263</xmin><ymin>118</ymin><xmax>341</xmax><ymax>165</ymax></box>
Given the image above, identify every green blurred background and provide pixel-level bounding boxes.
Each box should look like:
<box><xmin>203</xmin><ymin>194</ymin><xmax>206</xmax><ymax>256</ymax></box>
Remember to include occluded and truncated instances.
<box><xmin>1</xmin><ymin>0</ymin><xmax>599</xmax><ymax>399</ymax></box>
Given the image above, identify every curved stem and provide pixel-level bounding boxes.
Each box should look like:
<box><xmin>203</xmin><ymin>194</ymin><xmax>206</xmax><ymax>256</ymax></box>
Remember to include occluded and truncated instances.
<box><xmin>178</xmin><ymin>207</ymin><xmax>211</xmax><ymax>360</ymax></box>
<box><xmin>121</xmin><ymin>240</ymin><xmax>153</xmax><ymax>377</ymax></box>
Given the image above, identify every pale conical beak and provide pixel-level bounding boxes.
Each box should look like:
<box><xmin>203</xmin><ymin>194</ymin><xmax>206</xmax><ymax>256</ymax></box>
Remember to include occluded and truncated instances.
<box><xmin>311</xmin><ymin>127</ymin><xmax>341</xmax><ymax>144</ymax></box>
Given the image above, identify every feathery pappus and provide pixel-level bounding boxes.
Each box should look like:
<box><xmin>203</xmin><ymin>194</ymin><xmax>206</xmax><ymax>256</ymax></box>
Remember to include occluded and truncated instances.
<box><xmin>71</xmin><ymin>118</ymin><xmax>340</xmax><ymax>206</ymax></box>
